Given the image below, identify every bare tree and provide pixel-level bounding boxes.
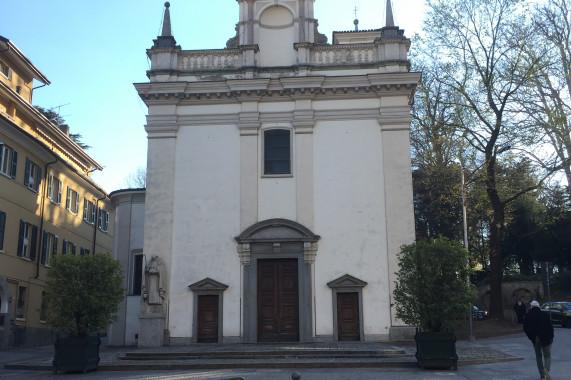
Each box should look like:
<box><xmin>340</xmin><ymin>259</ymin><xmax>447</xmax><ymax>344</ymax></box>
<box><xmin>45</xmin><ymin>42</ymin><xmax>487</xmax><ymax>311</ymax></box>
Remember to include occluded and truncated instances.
<box><xmin>420</xmin><ymin>0</ymin><xmax>553</xmax><ymax>318</ymax></box>
<box><xmin>521</xmin><ymin>0</ymin><xmax>571</xmax><ymax>198</ymax></box>
<box><xmin>122</xmin><ymin>167</ymin><xmax>147</xmax><ymax>189</ymax></box>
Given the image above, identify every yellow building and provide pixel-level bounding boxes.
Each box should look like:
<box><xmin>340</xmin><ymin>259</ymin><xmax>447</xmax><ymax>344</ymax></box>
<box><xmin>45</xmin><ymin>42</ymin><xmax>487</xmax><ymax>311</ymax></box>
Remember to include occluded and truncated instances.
<box><xmin>0</xmin><ymin>36</ymin><xmax>115</xmax><ymax>349</ymax></box>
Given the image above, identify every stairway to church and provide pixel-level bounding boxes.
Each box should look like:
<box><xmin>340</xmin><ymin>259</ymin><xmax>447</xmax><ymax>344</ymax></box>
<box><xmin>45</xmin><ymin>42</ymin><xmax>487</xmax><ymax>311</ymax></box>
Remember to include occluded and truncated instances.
<box><xmin>113</xmin><ymin>345</ymin><xmax>416</xmax><ymax>370</ymax></box>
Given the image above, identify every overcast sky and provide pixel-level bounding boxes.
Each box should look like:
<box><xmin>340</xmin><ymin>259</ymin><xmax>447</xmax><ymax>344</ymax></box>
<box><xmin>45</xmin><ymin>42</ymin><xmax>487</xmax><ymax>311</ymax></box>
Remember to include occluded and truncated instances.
<box><xmin>2</xmin><ymin>0</ymin><xmax>426</xmax><ymax>193</ymax></box>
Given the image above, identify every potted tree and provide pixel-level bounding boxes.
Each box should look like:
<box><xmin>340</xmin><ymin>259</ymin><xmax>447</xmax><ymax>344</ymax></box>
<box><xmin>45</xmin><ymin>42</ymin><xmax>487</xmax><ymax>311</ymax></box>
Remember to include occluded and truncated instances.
<box><xmin>393</xmin><ymin>237</ymin><xmax>476</xmax><ymax>370</ymax></box>
<box><xmin>45</xmin><ymin>253</ymin><xmax>123</xmax><ymax>373</ymax></box>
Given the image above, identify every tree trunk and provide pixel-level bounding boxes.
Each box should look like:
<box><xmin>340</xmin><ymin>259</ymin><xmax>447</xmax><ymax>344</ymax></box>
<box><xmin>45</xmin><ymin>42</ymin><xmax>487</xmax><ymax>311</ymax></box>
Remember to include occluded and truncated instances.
<box><xmin>488</xmin><ymin>205</ymin><xmax>505</xmax><ymax>319</ymax></box>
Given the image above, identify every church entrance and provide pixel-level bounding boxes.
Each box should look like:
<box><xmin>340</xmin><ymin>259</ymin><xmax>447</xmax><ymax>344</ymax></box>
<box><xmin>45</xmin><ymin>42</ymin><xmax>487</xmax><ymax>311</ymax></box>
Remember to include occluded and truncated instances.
<box><xmin>257</xmin><ymin>259</ymin><xmax>299</xmax><ymax>342</ymax></box>
<box><xmin>197</xmin><ymin>295</ymin><xmax>219</xmax><ymax>343</ymax></box>
<box><xmin>336</xmin><ymin>292</ymin><xmax>360</xmax><ymax>341</ymax></box>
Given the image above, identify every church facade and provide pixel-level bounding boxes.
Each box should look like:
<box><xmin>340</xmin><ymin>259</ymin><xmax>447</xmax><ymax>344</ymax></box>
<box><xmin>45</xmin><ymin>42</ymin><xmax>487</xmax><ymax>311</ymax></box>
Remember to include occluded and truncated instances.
<box><xmin>134</xmin><ymin>0</ymin><xmax>420</xmax><ymax>346</ymax></box>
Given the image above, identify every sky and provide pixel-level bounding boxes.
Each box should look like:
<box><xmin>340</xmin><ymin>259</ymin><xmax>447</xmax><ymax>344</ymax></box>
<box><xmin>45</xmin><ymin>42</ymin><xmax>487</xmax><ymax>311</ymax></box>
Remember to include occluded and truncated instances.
<box><xmin>2</xmin><ymin>0</ymin><xmax>427</xmax><ymax>193</ymax></box>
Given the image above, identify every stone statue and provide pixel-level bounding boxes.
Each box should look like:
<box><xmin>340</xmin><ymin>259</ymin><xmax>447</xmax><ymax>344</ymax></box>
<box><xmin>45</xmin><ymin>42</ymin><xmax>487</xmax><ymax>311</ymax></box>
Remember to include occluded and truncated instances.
<box><xmin>142</xmin><ymin>255</ymin><xmax>165</xmax><ymax>305</ymax></box>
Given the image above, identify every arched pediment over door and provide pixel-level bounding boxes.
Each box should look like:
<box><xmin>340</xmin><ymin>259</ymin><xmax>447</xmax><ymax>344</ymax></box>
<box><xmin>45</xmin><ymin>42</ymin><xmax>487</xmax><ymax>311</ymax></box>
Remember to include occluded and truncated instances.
<box><xmin>235</xmin><ymin>219</ymin><xmax>320</xmax><ymax>342</ymax></box>
<box><xmin>235</xmin><ymin>218</ymin><xmax>320</xmax><ymax>265</ymax></box>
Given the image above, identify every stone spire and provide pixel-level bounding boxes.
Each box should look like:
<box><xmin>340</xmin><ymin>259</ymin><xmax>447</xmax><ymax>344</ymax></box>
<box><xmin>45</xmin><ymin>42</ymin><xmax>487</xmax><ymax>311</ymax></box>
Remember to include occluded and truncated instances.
<box><xmin>153</xmin><ymin>2</ymin><xmax>177</xmax><ymax>49</ymax></box>
<box><xmin>378</xmin><ymin>0</ymin><xmax>405</xmax><ymax>40</ymax></box>
<box><xmin>386</xmin><ymin>0</ymin><xmax>395</xmax><ymax>27</ymax></box>
<box><xmin>162</xmin><ymin>2</ymin><xmax>173</xmax><ymax>37</ymax></box>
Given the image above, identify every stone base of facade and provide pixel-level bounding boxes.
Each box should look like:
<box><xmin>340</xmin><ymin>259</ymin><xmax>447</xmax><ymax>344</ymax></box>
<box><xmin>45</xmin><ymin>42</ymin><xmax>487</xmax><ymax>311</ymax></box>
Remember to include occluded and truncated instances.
<box><xmin>0</xmin><ymin>325</ymin><xmax>54</xmax><ymax>350</ymax></box>
<box><xmin>389</xmin><ymin>326</ymin><xmax>416</xmax><ymax>341</ymax></box>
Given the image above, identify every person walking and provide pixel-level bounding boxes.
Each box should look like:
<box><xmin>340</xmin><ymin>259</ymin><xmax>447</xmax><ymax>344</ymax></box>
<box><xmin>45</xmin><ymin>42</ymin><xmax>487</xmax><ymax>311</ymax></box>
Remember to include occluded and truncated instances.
<box><xmin>514</xmin><ymin>298</ymin><xmax>527</xmax><ymax>324</ymax></box>
<box><xmin>523</xmin><ymin>300</ymin><xmax>554</xmax><ymax>380</ymax></box>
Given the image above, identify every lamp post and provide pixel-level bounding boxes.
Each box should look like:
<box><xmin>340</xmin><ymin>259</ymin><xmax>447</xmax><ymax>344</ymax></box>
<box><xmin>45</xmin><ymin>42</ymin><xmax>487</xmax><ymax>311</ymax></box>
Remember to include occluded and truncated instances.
<box><xmin>461</xmin><ymin>166</ymin><xmax>475</xmax><ymax>341</ymax></box>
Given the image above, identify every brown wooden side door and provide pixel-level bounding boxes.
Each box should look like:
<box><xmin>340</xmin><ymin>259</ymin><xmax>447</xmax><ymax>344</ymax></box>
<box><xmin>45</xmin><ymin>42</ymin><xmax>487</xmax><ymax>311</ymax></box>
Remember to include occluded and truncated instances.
<box><xmin>197</xmin><ymin>295</ymin><xmax>219</xmax><ymax>343</ymax></box>
<box><xmin>257</xmin><ymin>259</ymin><xmax>299</xmax><ymax>342</ymax></box>
<box><xmin>337</xmin><ymin>292</ymin><xmax>360</xmax><ymax>341</ymax></box>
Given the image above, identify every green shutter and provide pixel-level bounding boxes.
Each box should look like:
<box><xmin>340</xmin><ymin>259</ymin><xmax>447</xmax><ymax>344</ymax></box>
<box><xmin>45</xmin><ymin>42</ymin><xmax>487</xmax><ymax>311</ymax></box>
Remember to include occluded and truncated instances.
<box><xmin>30</xmin><ymin>225</ymin><xmax>38</xmax><ymax>261</ymax></box>
<box><xmin>53</xmin><ymin>235</ymin><xmax>58</xmax><ymax>257</ymax></box>
<box><xmin>11</xmin><ymin>150</ymin><xmax>18</xmax><ymax>178</ymax></box>
<box><xmin>36</xmin><ymin>166</ymin><xmax>42</xmax><ymax>192</ymax></box>
<box><xmin>0</xmin><ymin>211</ymin><xmax>6</xmax><ymax>250</ymax></box>
<box><xmin>41</xmin><ymin>231</ymin><xmax>48</xmax><ymax>265</ymax></box>
<box><xmin>17</xmin><ymin>220</ymin><xmax>25</xmax><ymax>257</ymax></box>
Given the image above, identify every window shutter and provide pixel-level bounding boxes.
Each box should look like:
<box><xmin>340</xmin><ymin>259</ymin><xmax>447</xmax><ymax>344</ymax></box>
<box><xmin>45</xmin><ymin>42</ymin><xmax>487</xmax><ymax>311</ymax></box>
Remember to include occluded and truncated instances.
<box><xmin>36</xmin><ymin>166</ymin><xmax>42</xmax><ymax>192</ymax></box>
<box><xmin>72</xmin><ymin>244</ymin><xmax>76</xmax><ymax>255</ymax></box>
<box><xmin>83</xmin><ymin>199</ymin><xmax>88</xmax><ymax>220</ymax></box>
<box><xmin>105</xmin><ymin>212</ymin><xmax>109</xmax><ymax>232</ymax></box>
<box><xmin>57</xmin><ymin>180</ymin><xmax>62</xmax><ymax>204</ymax></box>
<box><xmin>41</xmin><ymin>231</ymin><xmax>48</xmax><ymax>265</ymax></box>
<box><xmin>62</xmin><ymin>239</ymin><xmax>68</xmax><ymax>255</ymax></box>
<box><xmin>91</xmin><ymin>203</ymin><xmax>96</xmax><ymax>224</ymax></box>
<box><xmin>24</xmin><ymin>158</ymin><xmax>31</xmax><ymax>187</ymax></box>
<box><xmin>17</xmin><ymin>220</ymin><xmax>25</xmax><ymax>257</ymax></box>
<box><xmin>53</xmin><ymin>235</ymin><xmax>58</xmax><ymax>256</ymax></box>
<box><xmin>11</xmin><ymin>150</ymin><xmax>18</xmax><ymax>178</ymax></box>
<box><xmin>30</xmin><ymin>225</ymin><xmax>38</xmax><ymax>261</ymax></box>
<box><xmin>47</xmin><ymin>175</ymin><xmax>53</xmax><ymax>199</ymax></box>
<box><xmin>75</xmin><ymin>192</ymin><xmax>80</xmax><ymax>213</ymax></box>
<box><xmin>0</xmin><ymin>211</ymin><xmax>6</xmax><ymax>250</ymax></box>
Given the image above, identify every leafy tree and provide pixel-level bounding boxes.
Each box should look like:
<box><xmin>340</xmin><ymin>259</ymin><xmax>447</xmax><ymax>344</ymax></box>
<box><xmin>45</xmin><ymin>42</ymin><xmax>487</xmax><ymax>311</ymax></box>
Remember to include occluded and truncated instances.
<box><xmin>419</xmin><ymin>0</ymin><xmax>554</xmax><ymax>318</ymax></box>
<box><xmin>44</xmin><ymin>253</ymin><xmax>124</xmax><ymax>337</ymax></box>
<box><xmin>394</xmin><ymin>237</ymin><xmax>476</xmax><ymax>332</ymax></box>
<box><xmin>35</xmin><ymin>106</ymin><xmax>91</xmax><ymax>150</ymax></box>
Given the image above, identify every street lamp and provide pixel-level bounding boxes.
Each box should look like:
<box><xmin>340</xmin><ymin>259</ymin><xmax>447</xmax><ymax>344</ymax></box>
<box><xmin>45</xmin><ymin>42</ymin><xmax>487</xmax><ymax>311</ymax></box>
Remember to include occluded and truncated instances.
<box><xmin>461</xmin><ymin>165</ymin><xmax>475</xmax><ymax>341</ymax></box>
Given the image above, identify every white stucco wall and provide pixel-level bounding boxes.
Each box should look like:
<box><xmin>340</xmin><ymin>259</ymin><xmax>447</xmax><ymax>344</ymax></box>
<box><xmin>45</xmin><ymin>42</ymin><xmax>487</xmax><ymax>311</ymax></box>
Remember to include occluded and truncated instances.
<box><xmin>312</xmin><ymin>118</ymin><xmax>390</xmax><ymax>338</ymax></box>
<box><xmin>169</xmin><ymin>124</ymin><xmax>242</xmax><ymax>339</ymax></box>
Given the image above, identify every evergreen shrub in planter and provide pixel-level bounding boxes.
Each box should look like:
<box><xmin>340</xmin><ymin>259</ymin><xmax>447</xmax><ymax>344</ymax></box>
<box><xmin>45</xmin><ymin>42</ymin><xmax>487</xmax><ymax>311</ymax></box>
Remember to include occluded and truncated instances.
<box><xmin>393</xmin><ymin>237</ymin><xmax>476</xmax><ymax>370</ymax></box>
<box><xmin>45</xmin><ymin>253</ymin><xmax>123</xmax><ymax>373</ymax></box>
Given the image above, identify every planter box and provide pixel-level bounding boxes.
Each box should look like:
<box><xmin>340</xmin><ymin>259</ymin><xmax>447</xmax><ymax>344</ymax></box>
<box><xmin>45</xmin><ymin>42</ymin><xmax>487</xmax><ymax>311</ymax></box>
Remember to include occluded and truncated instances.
<box><xmin>52</xmin><ymin>335</ymin><xmax>100</xmax><ymax>374</ymax></box>
<box><xmin>414</xmin><ymin>330</ymin><xmax>458</xmax><ymax>370</ymax></box>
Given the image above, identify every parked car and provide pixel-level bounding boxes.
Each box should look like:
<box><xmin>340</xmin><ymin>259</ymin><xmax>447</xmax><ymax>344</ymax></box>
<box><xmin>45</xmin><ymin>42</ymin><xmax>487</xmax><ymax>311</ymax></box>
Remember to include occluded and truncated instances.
<box><xmin>540</xmin><ymin>302</ymin><xmax>571</xmax><ymax>327</ymax></box>
<box><xmin>472</xmin><ymin>306</ymin><xmax>488</xmax><ymax>320</ymax></box>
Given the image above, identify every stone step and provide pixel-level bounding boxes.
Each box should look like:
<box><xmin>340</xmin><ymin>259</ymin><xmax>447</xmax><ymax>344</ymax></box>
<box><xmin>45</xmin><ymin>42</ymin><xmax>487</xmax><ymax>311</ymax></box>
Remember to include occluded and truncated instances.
<box><xmin>119</xmin><ymin>348</ymin><xmax>409</xmax><ymax>361</ymax></box>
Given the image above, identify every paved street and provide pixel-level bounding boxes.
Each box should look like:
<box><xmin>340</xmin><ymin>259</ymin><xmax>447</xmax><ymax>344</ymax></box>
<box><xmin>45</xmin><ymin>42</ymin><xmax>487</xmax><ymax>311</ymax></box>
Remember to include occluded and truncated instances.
<box><xmin>1</xmin><ymin>327</ymin><xmax>569</xmax><ymax>379</ymax></box>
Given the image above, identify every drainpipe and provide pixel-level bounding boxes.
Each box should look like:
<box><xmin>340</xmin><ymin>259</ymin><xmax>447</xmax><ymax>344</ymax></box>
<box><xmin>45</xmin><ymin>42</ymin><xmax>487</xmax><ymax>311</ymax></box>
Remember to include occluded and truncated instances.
<box><xmin>92</xmin><ymin>194</ymin><xmax>107</xmax><ymax>255</ymax></box>
<box><xmin>36</xmin><ymin>157</ymin><xmax>58</xmax><ymax>279</ymax></box>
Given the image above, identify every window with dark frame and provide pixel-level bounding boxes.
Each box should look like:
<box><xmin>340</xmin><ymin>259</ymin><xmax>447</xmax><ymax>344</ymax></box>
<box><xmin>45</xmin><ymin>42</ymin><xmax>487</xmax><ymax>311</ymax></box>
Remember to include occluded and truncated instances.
<box><xmin>264</xmin><ymin>129</ymin><xmax>291</xmax><ymax>175</ymax></box>
<box><xmin>16</xmin><ymin>286</ymin><xmax>26</xmax><ymax>319</ymax></box>
<box><xmin>133</xmin><ymin>254</ymin><xmax>143</xmax><ymax>296</ymax></box>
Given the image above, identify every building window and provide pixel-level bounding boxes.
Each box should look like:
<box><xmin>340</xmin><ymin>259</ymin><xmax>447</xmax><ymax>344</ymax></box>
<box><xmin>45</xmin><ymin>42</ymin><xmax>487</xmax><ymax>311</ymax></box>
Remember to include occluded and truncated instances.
<box><xmin>47</xmin><ymin>173</ymin><xmax>62</xmax><ymax>205</ymax></box>
<box><xmin>40</xmin><ymin>291</ymin><xmax>47</xmax><ymax>322</ymax></box>
<box><xmin>16</xmin><ymin>286</ymin><xmax>26</xmax><ymax>319</ymax></box>
<box><xmin>132</xmin><ymin>254</ymin><xmax>143</xmax><ymax>296</ymax></box>
<box><xmin>62</xmin><ymin>239</ymin><xmax>76</xmax><ymax>255</ymax></box>
<box><xmin>17</xmin><ymin>220</ymin><xmax>38</xmax><ymax>260</ymax></box>
<box><xmin>80</xmin><ymin>247</ymin><xmax>90</xmax><ymax>255</ymax></box>
<box><xmin>0</xmin><ymin>60</ymin><xmax>12</xmax><ymax>80</ymax></box>
<box><xmin>41</xmin><ymin>232</ymin><xmax>57</xmax><ymax>266</ymax></box>
<box><xmin>98</xmin><ymin>208</ymin><xmax>109</xmax><ymax>232</ymax></box>
<box><xmin>24</xmin><ymin>157</ymin><xmax>42</xmax><ymax>192</ymax></box>
<box><xmin>0</xmin><ymin>210</ymin><xmax>5</xmax><ymax>251</ymax></box>
<box><xmin>65</xmin><ymin>187</ymin><xmax>80</xmax><ymax>214</ymax></box>
<box><xmin>84</xmin><ymin>199</ymin><xmax>96</xmax><ymax>224</ymax></box>
<box><xmin>0</xmin><ymin>142</ymin><xmax>18</xmax><ymax>178</ymax></box>
<box><xmin>264</xmin><ymin>129</ymin><xmax>291</xmax><ymax>175</ymax></box>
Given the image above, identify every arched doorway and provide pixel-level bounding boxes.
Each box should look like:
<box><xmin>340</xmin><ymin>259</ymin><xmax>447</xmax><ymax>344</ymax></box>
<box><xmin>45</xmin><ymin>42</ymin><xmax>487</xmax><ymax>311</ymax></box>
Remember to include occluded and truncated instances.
<box><xmin>236</xmin><ymin>219</ymin><xmax>319</xmax><ymax>343</ymax></box>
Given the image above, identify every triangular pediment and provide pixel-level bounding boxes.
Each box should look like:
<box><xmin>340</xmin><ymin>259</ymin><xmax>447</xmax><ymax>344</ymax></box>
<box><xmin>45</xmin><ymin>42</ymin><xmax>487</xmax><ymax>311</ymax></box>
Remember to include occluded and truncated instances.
<box><xmin>327</xmin><ymin>274</ymin><xmax>367</xmax><ymax>289</ymax></box>
<box><xmin>188</xmin><ymin>277</ymin><xmax>229</xmax><ymax>292</ymax></box>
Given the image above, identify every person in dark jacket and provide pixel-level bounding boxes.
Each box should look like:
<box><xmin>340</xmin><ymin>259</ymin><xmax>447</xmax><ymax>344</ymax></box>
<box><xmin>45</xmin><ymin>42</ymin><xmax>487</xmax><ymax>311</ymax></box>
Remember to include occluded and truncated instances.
<box><xmin>514</xmin><ymin>298</ymin><xmax>527</xmax><ymax>324</ymax></box>
<box><xmin>523</xmin><ymin>300</ymin><xmax>554</xmax><ymax>380</ymax></box>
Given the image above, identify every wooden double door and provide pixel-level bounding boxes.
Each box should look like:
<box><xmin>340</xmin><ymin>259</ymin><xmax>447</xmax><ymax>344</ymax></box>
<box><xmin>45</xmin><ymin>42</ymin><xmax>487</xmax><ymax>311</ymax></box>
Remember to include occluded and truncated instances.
<box><xmin>257</xmin><ymin>259</ymin><xmax>299</xmax><ymax>342</ymax></box>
